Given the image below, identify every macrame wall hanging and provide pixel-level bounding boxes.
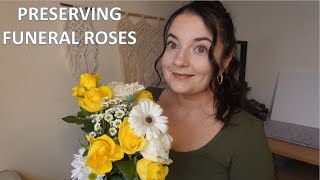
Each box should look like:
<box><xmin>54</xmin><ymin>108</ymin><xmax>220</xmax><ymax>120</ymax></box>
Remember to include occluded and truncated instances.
<box><xmin>117</xmin><ymin>12</ymin><xmax>165</xmax><ymax>86</ymax></box>
<box><xmin>64</xmin><ymin>6</ymin><xmax>98</xmax><ymax>79</ymax></box>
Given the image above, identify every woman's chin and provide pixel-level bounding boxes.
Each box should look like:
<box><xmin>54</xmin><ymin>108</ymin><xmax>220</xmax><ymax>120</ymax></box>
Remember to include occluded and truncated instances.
<box><xmin>168</xmin><ymin>83</ymin><xmax>194</xmax><ymax>95</ymax></box>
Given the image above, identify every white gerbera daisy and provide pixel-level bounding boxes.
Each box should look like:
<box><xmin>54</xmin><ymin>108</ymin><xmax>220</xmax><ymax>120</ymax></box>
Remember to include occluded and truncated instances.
<box><xmin>129</xmin><ymin>99</ymin><xmax>168</xmax><ymax>140</ymax></box>
<box><xmin>108</xmin><ymin>81</ymin><xmax>145</xmax><ymax>100</ymax></box>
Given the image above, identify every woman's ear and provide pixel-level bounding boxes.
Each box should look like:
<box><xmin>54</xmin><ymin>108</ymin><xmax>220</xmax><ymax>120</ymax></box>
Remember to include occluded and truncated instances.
<box><xmin>219</xmin><ymin>54</ymin><xmax>233</xmax><ymax>75</ymax></box>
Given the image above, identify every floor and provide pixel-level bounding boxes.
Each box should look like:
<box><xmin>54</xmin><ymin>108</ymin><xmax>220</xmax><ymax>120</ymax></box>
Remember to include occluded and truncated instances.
<box><xmin>274</xmin><ymin>155</ymin><xmax>319</xmax><ymax>180</ymax></box>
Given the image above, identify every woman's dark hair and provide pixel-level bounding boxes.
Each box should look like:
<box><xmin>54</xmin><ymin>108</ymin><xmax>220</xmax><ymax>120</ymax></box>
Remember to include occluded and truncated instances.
<box><xmin>154</xmin><ymin>1</ymin><xmax>250</xmax><ymax>124</ymax></box>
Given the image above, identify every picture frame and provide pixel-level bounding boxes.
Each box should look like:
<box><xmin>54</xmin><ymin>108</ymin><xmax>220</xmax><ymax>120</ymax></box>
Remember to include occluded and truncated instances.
<box><xmin>235</xmin><ymin>41</ymin><xmax>248</xmax><ymax>86</ymax></box>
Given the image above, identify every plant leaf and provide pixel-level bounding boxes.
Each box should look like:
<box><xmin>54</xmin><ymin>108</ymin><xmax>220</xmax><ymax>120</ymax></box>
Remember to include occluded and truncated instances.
<box><xmin>77</xmin><ymin>111</ymin><xmax>86</xmax><ymax>118</ymax></box>
<box><xmin>80</xmin><ymin>107</ymin><xmax>92</xmax><ymax>116</ymax></box>
<box><xmin>62</xmin><ymin>116</ymin><xmax>84</xmax><ymax>124</ymax></box>
<box><xmin>115</xmin><ymin>160</ymin><xmax>135</xmax><ymax>180</ymax></box>
<box><xmin>84</xmin><ymin>121</ymin><xmax>94</xmax><ymax>133</ymax></box>
<box><xmin>108</xmin><ymin>174</ymin><xmax>122</xmax><ymax>180</ymax></box>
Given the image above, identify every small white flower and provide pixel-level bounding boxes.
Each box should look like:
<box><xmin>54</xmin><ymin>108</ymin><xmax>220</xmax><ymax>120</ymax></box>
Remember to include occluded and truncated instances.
<box><xmin>114</xmin><ymin>119</ymin><xmax>123</xmax><ymax>127</ymax></box>
<box><xmin>119</xmin><ymin>104</ymin><xmax>127</xmax><ymax>109</ymax></box>
<box><xmin>109</xmin><ymin>121</ymin><xmax>116</xmax><ymax>127</ymax></box>
<box><xmin>129</xmin><ymin>99</ymin><xmax>168</xmax><ymax>140</ymax></box>
<box><xmin>141</xmin><ymin>133</ymin><xmax>173</xmax><ymax>165</ymax></box>
<box><xmin>101</xmin><ymin>101</ymin><xmax>109</xmax><ymax>107</ymax></box>
<box><xmin>104</xmin><ymin>113</ymin><xmax>113</xmax><ymax>122</ymax></box>
<box><xmin>109</xmin><ymin>127</ymin><xmax>117</xmax><ymax>136</ymax></box>
<box><xmin>90</xmin><ymin>114</ymin><xmax>103</xmax><ymax>123</ymax></box>
<box><xmin>89</xmin><ymin>132</ymin><xmax>96</xmax><ymax>138</ymax></box>
<box><xmin>105</xmin><ymin>107</ymin><xmax>115</xmax><ymax>113</ymax></box>
<box><xmin>94</xmin><ymin>123</ymin><xmax>101</xmax><ymax>131</ymax></box>
<box><xmin>114</xmin><ymin>109</ymin><xmax>125</xmax><ymax>119</ymax></box>
<box><xmin>103</xmin><ymin>96</ymin><xmax>110</xmax><ymax>101</ymax></box>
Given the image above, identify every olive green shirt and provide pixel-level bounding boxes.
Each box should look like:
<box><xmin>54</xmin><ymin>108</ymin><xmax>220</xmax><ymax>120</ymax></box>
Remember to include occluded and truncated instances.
<box><xmin>147</xmin><ymin>87</ymin><xmax>274</xmax><ymax>180</ymax></box>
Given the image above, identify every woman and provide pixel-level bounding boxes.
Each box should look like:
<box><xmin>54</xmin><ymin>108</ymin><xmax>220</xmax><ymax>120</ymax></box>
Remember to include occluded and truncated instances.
<box><xmin>147</xmin><ymin>1</ymin><xmax>275</xmax><ymax>180</ymax></box>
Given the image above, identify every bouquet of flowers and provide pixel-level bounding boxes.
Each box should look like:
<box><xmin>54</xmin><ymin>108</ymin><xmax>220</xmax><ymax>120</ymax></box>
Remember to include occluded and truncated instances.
<box><xmin>62</xmin><ymin>74</ymin><xmax>173</xmax><ymax>180</ymax></box>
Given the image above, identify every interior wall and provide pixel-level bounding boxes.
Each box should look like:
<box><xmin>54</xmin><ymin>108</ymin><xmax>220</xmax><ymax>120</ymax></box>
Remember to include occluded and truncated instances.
<box><xmin>0</xmin><ymin>1</ymin><xmax>184</xmax><ymax>179</ymax></box>
<box><xmin>223</xmin><ymin>1</ymin><xmax>319</xmax><ymax>110</ymax></box>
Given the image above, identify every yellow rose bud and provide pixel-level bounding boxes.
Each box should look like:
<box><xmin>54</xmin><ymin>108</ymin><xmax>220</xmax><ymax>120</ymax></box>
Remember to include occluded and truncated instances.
<box><xmin>135</xmin><ymin>90</ymin><xmax>153</xmax><ymax>105</ymax></box>
<box><xmin>86</xmin><ymin>134</ymin><xmax>124</xmax><ymax>175</ymax></box>
<box><xmin>80</xmin><ymin>74</ymin><xmax>101</xmax><ymax>90</ymax></box>
<box><xmin>72</xmin><ymin>86</ymin><xmax>86</xmax><ymax>97</ymax></box>
<box><xmin>137</xmin><ymin>158</ymin><xmax>169</xmax><ymax>180</ymax></box>
<box><xmin>78</xmin><ymin>86</ymin><xmax>112</xmax><ymax>112</ymax></box>
<box><xmin>98</xmin><ymin>86</ymin><xmax>113</xmax><ymax>99</ymax></box>
<box><xmin>118</xmin><ymin>117</ymin><xmax>145</xmax><ymax>154</ymax></box>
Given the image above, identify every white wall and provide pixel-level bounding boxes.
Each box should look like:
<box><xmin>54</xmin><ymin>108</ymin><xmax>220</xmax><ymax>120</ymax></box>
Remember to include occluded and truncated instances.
<box><xmin>0</xmin><ymin>1</ymin><xmax>184</xmax><ymax>179</ymax></box>
<box><xmin>224</xmin><ymin>1</ymin><xmax>319</xmax><ymax>110</ymax></box>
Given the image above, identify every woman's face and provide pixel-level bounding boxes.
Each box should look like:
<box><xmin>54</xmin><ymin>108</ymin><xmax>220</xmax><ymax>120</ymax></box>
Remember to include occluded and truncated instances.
<box><xmin>161</xmin><ymin>13</ymin><xmax>224</xmax><ymax>95</ymax></box>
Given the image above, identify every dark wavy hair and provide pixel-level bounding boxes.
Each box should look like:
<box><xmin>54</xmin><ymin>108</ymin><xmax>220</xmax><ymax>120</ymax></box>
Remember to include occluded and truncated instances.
<box><xmin>154</xmin><ymin>1</ymin><xmax>250</xmax><ymax>124</ymax></box>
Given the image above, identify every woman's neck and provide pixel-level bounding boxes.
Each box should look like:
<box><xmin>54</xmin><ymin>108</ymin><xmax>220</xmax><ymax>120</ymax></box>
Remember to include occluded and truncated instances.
<box><xmin>167</xmin><ymin>88</ymin><xmax>216</xmax><ymax>111</ymax></box>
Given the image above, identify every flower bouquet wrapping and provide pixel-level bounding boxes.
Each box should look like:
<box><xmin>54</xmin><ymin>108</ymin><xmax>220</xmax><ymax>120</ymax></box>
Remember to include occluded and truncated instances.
<box><xmin>63</xmin><ymin>74</ymin><xmax>173</xmax><ymax>180</ymax></box>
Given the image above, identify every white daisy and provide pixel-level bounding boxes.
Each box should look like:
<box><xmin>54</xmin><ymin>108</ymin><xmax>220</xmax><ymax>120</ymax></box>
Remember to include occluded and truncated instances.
<box><xmin>114</xmin><ymin>109</ymin><xmax>125</xmax><ymax>119</ymax></box>
<box><xmin>109</xmin><ymin>127</ymin><xmax>117</xmax><ymax>136</ymax></box>
<box><xmin>94</xmin><ymin>122</ymin><xmax>101</xmax><ymax>131</ymax></box>
<box><xmin>104</xmin><ymin>113</ymin><xmax>113</xmax><ymax>122</ymax></box>
<box><xmin>105</xmin><ymin>108</ymin><xmax>115</xmax><ymax>114</ymax></box>
<box><xmin>129</xmin><ymin>99</ymin><xmax>168</xmax><ymax>140</ymax></box>
<box><xmin>71</xmin><ymin>148</ymin><xmax>91</xmax><ymax>180</ymax></box>
<box><xmin>119</xmin><ymin>104</ymin><xmax>127</xmax><ymax>109</ymax></box>
<box><xmin>114</xmin><ymin>119</ymin><xmax>123</xmax><ymax>127</ymax></box>
<box><xmin>89</xmin><ymin>132</ymin><xmax>96</xmax><ymax>138</ymax></box>
<box><xmin>109</xmin><ymin>121</ymin><xmax>116</xmax><ymax>127</ymax></box>
<box><xmin>100</xmin><ymin>101</ymin><xmax>109</xmax><ymax>108</ymax></box>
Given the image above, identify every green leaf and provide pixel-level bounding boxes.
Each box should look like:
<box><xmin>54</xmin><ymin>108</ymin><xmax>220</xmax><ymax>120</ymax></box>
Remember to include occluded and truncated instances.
<box><xmin>62</xmin><ymin>116</ymin><xmax>84</xmax><ymax>124</ymax></box>
<box><xmin>84</xmin><ymin>121</ymin><xmax>94</xmax><ymax>133</ymax></box>
<box><xmin>80</xmin><ymin>107</ymin><xmax>92</xmax><ymax>116</ymax></box>
<box><xmin>77</xmin><ymin>111</ymin><xmax>86</xmax><ymax>118</ymax></box>
<box><xmin>83</xmin><ymin>149</ymin><xmax>88</xmax><ymax>156</ymax></box>
<box><xmin>108</xmin><ymin>175</ymin><xmax>122</xmax><ymax>180</ymax></box>
<box><xmin>115</xmin><ymin>160</ymin><xmax>135</xmax><ymax>180</ymax></box>
<box><xmin>81</xmin><ymin>127</ymin><xmax>87</xmax><ymax>132</ymax></box>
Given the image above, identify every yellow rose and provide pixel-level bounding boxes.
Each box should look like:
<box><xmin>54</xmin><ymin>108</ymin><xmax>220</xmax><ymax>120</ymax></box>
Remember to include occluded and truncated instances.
<box><xmin>80</xmin><ymin>74</ymin><xmax>101</xmax><ymax>90</ymax></box>
<box><xmin>135</xmin><ymin>90</ymin><xmax>153</xmax><ymax>104</ymax></box>
<box><xmin>137</xmin><ymin>158</ymin><xmax>169</xmax><ymax>180</ymax></box>
<box><xmin>86</xmin><ymin>134</ymin><xmax>124</xmax><ymax>175</ymax></box>
<box><xmin>78</xmin><ymin>86</ymin><xmax>112</xmax><ymax>112</ymax></box>
<box><xmin>118</xmin><ymin>117</ymin><xmax>145</xmax><ymax>154</ymax></box>
<box><xmin>72</xmin><ymin>86</ymin><xmax>86</xmax><ymax>97</ymax></box>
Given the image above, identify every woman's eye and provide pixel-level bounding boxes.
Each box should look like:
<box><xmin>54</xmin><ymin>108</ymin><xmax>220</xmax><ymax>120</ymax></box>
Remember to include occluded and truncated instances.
<box><xmin>166</xmin><ymin>41</ymin><xmax>177</xmax><ymax>49</ymax></box>
<box><xmin>195</xmin><ymin>46</ymin><xmax>207</xmax><ymax>54</ymax></box>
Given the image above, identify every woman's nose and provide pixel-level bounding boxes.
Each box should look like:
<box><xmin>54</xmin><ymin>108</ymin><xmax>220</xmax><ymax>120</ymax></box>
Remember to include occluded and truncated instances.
<box><xmin>173</xmin><ymin>49</ymin><xmax>189</xmax><ymax>67</ymax></box>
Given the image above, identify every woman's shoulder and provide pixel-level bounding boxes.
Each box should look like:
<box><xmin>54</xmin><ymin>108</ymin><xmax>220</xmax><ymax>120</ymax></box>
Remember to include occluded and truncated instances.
<box><xmin>223</xmin><ymin>109</ymin><xmax>266</xmax><ymax>143</ymax></box>
<box><xmin>228</xmin><ymin>109</ymin><xmax>264</xmax><ymax>131</ymax></box>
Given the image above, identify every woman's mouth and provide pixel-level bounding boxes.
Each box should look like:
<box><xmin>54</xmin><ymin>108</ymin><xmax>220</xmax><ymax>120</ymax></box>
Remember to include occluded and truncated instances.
<box><xmin>172</xmin><ymin>72</ymin><xmax>194</xmax><ymax>79</ymax></box>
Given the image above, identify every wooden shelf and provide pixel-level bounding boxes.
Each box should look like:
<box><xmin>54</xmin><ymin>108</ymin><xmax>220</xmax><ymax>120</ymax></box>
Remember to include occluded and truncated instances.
<box><xmin>267</xmin><ymin>138</ymin><xmax>319</xmax><ymax>166</ymax></box>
